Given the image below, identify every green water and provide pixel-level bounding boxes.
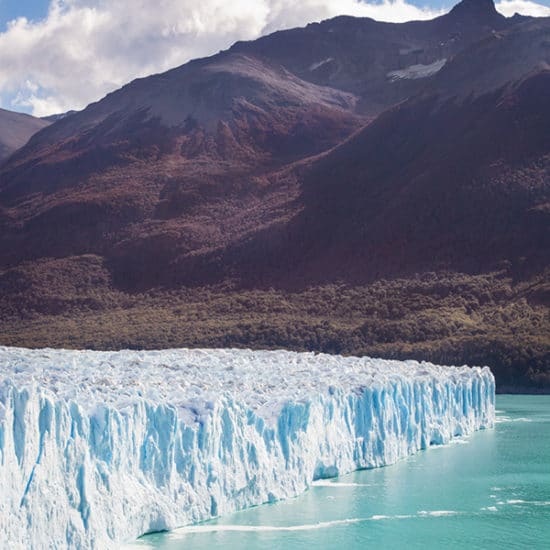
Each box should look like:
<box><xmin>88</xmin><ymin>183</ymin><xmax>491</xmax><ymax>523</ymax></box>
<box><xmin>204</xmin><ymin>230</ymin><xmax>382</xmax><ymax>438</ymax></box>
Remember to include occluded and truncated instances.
<box><xmin>134</xmin><ymin>395</ymin><xmax>550</xmax><ymax>549</ymax></box>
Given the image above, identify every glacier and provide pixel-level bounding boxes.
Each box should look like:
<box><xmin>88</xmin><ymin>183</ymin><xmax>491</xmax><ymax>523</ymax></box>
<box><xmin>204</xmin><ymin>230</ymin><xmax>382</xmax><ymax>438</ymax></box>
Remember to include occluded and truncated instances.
<box><xmin>0</xmin><ymin>346</ymin><xmax>495</xmax><ymax>549</ymax></box>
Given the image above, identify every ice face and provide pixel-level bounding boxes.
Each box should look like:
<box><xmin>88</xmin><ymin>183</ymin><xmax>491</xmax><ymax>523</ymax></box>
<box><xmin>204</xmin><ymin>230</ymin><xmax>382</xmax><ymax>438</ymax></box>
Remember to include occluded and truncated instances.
<box><xmin>0</xmin><ymin>347</ymin><xmax>495</xmax><ymax>548</ymax></box>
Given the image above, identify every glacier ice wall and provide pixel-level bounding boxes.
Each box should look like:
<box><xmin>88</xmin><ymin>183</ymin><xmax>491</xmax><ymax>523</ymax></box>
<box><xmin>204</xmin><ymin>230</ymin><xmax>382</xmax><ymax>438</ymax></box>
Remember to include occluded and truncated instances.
<box><xmin>0</xmin><ymin>347</ymin><xmax>495</xmax><ymax>549</ymax></box>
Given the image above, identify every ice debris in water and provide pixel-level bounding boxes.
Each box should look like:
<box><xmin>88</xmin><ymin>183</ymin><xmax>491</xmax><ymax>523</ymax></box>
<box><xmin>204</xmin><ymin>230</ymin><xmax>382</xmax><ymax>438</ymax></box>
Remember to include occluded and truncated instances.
<box><xmin>0</xmin><ymin>346</ymin><xmax>495</xmax><ymax>548</ymax></box>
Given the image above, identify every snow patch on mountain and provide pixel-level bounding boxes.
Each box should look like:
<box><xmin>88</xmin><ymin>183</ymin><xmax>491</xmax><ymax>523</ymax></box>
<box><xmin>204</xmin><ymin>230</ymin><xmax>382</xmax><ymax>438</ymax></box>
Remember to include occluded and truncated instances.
<box><xmin>388</xmin><ymin>58</ymin><xmax>447</xmax><ymax>81</ymax></box>
<box><xmin>0</xmin><ymin>346</ymin><xmax>494</xmax><ymax>548</ymax></box>
<box><xmin>309</xmin><ymin>58</ymin><xmax>334</xmax><ymax>71</ymax></box>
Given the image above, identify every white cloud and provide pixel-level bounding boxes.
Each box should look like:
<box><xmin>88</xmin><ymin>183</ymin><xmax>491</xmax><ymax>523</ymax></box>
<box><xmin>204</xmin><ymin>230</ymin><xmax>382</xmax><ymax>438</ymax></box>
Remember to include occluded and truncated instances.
<box><xmin>0</xmin><ymin>0</ymin><xmax>548</xmax><ymax>116</ymax></box>
<box><xmin>496</xmin><ymin>0</ymin><xmax>550</xmax><ymax>17</ymax></box>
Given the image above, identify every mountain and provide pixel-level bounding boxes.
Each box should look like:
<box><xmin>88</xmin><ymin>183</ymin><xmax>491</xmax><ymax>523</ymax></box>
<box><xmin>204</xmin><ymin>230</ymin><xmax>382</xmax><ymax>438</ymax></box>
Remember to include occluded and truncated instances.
<box><xmin>0</xmin><ymin>1</ymin><xmax>548</xmax><ymax>391</ymax></box>
<box><xmin>0</xmin><ymin>108</ymin><xmax>50</xmax><ymax>162</ymax></box>
<box><xmin>0</xmin><ymin>52</ymin><xmax>362</xmax><ymax>271</ymax></box>
<box><xmin>0</xmin><ymin>0</ymin><xmax>525</xmax><ymax>275</ymax></box>
<box><xmin>242</xmin><ymin>19</ymin><xmax>550</xmax><ymax>285</ymax></box>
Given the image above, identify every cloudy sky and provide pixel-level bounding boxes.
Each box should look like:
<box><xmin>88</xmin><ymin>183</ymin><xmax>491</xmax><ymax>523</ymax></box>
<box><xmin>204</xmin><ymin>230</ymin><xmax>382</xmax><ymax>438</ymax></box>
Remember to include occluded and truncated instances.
<box><xmin>1</xmin><ymin>0</ymin><xmax>549</xmax><ymax>116</ymax></box>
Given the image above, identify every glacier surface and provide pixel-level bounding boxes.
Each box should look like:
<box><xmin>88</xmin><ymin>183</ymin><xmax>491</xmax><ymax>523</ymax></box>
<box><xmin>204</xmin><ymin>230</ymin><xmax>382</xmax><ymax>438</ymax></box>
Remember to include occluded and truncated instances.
<box><xmin>0</xmin><ymin>346</ymin><xmax>495</xmax><ymax>548</ymax></box>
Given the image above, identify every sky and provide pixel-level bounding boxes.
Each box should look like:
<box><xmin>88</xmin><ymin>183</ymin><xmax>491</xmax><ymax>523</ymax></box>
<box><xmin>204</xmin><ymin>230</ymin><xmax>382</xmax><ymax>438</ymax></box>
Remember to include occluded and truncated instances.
<box><xmin>1</xmin><ymin>0</ymin><xmax>549</xmax><ymax>117</ymax></box>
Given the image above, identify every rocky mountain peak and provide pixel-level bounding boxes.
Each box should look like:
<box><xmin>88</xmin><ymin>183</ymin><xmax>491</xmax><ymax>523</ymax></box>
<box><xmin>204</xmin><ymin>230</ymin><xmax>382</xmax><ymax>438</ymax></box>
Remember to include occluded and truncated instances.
<box><xmin>449</xmin><ymin>0</ymin><xmax>500</xmax><ymax>20</ymax></box>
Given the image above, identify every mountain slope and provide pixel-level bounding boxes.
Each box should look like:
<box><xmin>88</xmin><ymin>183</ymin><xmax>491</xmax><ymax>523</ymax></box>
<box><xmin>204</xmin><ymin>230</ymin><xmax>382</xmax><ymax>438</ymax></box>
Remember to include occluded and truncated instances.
<box><xmin>0</xmin><ymin>53</ymin><xmax>362</xmax><ymax>272</ymax></box>
<box><xmin>252</xmin><ymin>72</ymin><xmax>550</xmax><ymax>285</ymax></box>
<box><xmin>1</xmin><ymin>53</ymin><xmax>359</xmax><ymax>197</ymax></box>
<box><xmin>0</xmin><ymin>108</ymin><xmax>50</xmax><ymax>162</ymax></box>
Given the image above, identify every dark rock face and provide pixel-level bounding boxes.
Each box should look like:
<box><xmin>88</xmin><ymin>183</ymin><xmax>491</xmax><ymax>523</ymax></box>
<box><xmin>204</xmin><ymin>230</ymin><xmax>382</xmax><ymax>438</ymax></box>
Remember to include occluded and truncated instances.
<box><xmin>0</xmin><ymin>1</ymin><xmax>548</xmax><ymax>389</ymax></box>
<box><xmin>449</xmin><ymin>0</ymin><xmax>499</xmax><ymax>19</ymax></box>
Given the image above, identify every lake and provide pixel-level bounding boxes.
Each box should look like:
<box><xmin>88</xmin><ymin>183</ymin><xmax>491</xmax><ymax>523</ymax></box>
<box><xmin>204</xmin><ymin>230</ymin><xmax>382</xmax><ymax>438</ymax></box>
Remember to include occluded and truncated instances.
<box><xmin>132</xmin><ymin>395</ymin><xmax>550</xmax><ymax>549</ymax></box>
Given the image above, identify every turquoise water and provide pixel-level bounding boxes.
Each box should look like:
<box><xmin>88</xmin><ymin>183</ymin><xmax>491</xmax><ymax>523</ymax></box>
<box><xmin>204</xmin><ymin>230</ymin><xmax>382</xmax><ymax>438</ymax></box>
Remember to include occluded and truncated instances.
<box><xmin>134</xmin><ymin>395</ymin><xmax>550</xmax><ymax>549</ymax></box>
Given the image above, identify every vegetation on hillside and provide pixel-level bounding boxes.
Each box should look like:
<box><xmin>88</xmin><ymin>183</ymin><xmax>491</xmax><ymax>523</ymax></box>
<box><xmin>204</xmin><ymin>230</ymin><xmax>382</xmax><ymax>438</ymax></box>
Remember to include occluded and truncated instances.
<box><xmin>1</xmin><ymin>256</ymin><xmax>547</xmax><ymax>392</ymax></box>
